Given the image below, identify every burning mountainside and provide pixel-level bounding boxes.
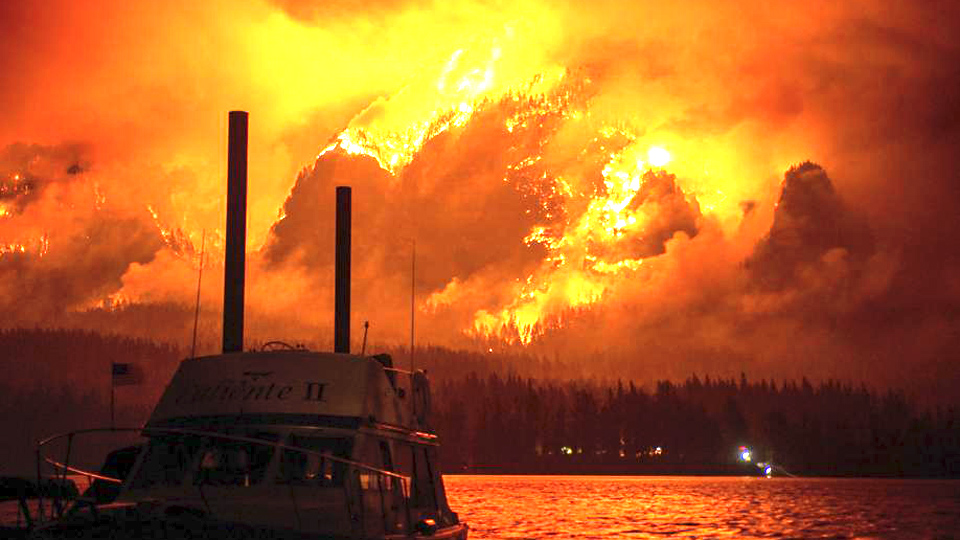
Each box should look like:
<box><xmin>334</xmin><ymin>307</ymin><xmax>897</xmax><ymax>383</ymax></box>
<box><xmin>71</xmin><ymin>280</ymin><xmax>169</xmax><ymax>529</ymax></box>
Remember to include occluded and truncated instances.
<box><xmin>1</xmin><ymin>0</ymin><xmax>959</xmax><ymax>401</ymax></box>
<box><xmin>267</xmin><ymin>67</ymin><xmax>709</xmax><ymax>344</ymax></box>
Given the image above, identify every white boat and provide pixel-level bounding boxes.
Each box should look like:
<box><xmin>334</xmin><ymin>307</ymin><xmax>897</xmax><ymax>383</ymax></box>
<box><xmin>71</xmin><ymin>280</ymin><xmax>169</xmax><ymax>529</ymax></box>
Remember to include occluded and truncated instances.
<box><xmin>28</xmin><ymin>111</ymin><xmax>468</xmax><ymax>539</ymax></box>
<box><xmin>33</xmin><ymin>350</ymin><xmax>466</xmax><ymax>539</ymax></box>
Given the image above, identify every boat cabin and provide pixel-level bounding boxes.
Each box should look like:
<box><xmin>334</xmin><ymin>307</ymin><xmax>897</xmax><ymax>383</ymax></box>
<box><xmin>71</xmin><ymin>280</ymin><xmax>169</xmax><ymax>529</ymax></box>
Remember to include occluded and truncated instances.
<box><xmin>111</xmin><ymin>350</ymin><xmax>462</xmax><ymax>538</ymax></box>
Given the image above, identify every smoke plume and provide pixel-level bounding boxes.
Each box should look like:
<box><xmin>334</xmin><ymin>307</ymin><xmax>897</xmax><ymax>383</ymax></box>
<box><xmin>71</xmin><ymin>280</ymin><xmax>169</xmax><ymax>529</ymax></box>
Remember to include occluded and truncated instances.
<box><xmin>1</xmin><ymin>0</ymin><xmax>959</xmax><ymax>402</ymax></box>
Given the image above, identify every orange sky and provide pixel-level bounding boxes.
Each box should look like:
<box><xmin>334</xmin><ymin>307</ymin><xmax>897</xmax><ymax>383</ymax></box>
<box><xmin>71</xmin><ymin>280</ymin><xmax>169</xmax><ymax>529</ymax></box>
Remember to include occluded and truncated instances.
<box><xmin>1</xmin><ymin>0</ymin><xmax>959</xmax><ymax>401</ymax></box>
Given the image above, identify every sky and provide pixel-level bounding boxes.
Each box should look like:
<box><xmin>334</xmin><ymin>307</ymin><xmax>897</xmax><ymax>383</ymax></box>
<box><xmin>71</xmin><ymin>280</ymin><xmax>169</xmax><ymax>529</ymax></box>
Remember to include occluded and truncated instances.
<box><xmin>1</xmin><ymin>0</ymin><xmax>959</xmax><ymax>402</ymax></box>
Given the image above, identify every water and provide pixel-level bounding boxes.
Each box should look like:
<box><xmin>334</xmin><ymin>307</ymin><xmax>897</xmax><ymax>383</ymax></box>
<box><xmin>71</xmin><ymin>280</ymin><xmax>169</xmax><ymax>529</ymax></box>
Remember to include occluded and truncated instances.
<box><xmin>4</xmin><ymin>475</ymin><xmax>957</xmax><ymax>537</ymax></box>
<box><xmin>445</xmin><ymin>476</ymin><xmax>960</xmax><ymax>539</ymax></box>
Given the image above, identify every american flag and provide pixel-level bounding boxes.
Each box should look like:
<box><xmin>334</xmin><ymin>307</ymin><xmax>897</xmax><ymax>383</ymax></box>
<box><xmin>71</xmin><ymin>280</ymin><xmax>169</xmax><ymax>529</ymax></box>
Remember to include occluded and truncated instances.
<box><xmin>111</xmin><ymin>362</ymin><xmax>143</xmax><ymax>386</ymax></box>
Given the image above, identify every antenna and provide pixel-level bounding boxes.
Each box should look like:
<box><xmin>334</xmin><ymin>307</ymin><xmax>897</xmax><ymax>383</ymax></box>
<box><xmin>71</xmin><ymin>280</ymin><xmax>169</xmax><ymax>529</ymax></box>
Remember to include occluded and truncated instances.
<box><xmin>190</xmin><ymin>229</ymin><xmax>206</xmax><ymax>359</ymax></box>
<box><xmin>410</xmin><ymin>239</ymin><xmax>416</xmax><ymax>372</ymax></box>
<box><xmin>361</xmin><ymin>321</ymin><xmax>369</xmax><ymax>355</ymax></box>
<box><xmin>409</xmin><ymin>240</ymin><xmax>417</xmax><ymax>422</ymax></box>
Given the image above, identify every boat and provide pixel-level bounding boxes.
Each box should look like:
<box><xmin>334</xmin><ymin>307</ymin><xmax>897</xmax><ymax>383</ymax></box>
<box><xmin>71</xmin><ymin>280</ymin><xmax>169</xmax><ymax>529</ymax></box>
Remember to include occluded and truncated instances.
<box><xmin>26</xmin><ymin>111</ymin><xmax>468</xmax><ymax>539</ymax></box>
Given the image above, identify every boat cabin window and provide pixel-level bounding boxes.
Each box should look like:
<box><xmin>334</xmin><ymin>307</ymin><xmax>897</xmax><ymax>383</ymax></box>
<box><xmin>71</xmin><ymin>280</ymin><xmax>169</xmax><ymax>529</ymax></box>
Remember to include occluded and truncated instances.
<box><xmin>358</xmin><ymin>440</ymin><xmax>401</xmax><ymax>492</ymax></box>
<box><xmin>276</xmin><ymin>435</ymin><xmax>353</xmax><ymax>487</ymax></box>
<box><xmin>194</xmin><ymin>433</ymin><xmax>277</xmax><ymax>487</ymax></box>
<box><xmin>394</xmin><ymin>443</ymin><xmax>437</xmax><ymax>510</ymax></box>
<box><xmin>130</xmin><ymin>435</ymin><xmax>203</xmax><ymax>490</ymax></box>
<box><xmin>131</xmin><ymin>431</ymin><xmax>278</xmax><ymax>489</ymax></box>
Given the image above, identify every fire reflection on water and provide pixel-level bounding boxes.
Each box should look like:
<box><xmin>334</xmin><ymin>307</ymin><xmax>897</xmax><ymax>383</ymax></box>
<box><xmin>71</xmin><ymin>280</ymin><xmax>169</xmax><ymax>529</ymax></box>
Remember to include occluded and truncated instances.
<box><xmin>445</xmin><ymin>475</ymin><xmax>960</xmax><ymax>539</ymax></box>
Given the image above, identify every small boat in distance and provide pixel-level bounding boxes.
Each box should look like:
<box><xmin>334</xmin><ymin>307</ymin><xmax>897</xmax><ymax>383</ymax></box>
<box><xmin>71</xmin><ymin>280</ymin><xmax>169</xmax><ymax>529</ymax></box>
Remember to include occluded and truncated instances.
<box><xmin>29</xmin><ymin>111</ymin><xmax>468</xmax><ymax>539</ymax></box>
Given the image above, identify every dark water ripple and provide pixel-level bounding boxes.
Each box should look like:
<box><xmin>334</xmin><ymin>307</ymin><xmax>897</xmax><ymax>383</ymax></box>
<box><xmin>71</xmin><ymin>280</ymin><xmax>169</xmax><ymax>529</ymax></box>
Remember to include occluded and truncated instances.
<box><xmin>445</xmin><ymin>475</ymin><xmax>960</xmax><ymax>539</ymax></box>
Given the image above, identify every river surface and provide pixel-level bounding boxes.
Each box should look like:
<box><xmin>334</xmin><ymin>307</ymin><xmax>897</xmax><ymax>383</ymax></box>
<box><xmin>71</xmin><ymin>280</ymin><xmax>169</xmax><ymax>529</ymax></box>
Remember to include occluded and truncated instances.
<box><xmin>444</xmin><ymin>475</ymin><xmax>960</xmax><ymax>539</ymax></box>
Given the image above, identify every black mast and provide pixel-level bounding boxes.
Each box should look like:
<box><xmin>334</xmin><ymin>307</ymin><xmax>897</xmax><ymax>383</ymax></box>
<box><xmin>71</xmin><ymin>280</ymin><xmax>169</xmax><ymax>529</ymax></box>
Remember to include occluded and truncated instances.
<box><xmin>334</xmin><ymin>186</ymin><xmax>351</xmax><ymax>353</ymax></box>
<box><xmin>222</xmin><ymin>111</ymin><xmax>247</xmax><ymax>353</ymax></box>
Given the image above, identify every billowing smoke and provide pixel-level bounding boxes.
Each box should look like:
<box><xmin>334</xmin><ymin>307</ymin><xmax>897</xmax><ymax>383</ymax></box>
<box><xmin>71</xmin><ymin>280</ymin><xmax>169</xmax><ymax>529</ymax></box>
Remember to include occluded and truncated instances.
<box><xmin>0</xmin><ymin>143</ymin><xmax>164</xmax><ymax>318</ymax></box>
<box><xmin>1</xmin><ymin>0</ymin><xmax>959</xmax><ymax>403</ymax></box>
<box><xmin>0</xmin><ymin>143</ymin><xmax>89</xmax><ymax>211</ymax></box>
<box><xmin>748</xmin><ymin>162</ymin><xmax>873</xmax><ymax>291</ymax></box>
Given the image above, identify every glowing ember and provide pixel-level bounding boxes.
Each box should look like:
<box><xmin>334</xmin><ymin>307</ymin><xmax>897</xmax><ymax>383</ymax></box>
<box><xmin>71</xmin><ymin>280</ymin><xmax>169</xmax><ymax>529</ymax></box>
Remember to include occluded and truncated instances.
<box><xmin>0</xmin><ymin>243</ymin><xmax>27</xmax><ymax>256</ymax></box>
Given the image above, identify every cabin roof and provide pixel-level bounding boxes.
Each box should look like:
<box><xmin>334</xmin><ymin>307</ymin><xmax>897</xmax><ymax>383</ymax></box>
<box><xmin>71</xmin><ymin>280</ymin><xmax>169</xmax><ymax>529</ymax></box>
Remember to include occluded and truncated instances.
<box><xmin>147</xmin><ymin>351</ymin><xmax>409</xmax><ymax>429</ymax></box>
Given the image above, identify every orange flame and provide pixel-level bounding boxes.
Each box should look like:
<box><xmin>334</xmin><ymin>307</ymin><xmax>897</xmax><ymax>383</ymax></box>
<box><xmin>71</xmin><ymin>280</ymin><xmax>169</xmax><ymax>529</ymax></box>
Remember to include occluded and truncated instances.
<box><xmin>315</xmin><ymin>39</ymin><xmax>710</xmax><ymax>344</ymax></box>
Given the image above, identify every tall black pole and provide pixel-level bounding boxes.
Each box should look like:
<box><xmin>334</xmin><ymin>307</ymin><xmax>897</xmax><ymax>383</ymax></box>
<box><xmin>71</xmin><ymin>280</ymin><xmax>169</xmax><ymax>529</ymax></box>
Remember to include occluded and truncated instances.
<box><xmin>334</xmin><ymin>186</ymin><xmax>351</xmax><ymax>353</ymax></box>
<box><xmin>223</xmin><ymin>111</ymin><xmax>247</xmax><ymax>353</ymax></box>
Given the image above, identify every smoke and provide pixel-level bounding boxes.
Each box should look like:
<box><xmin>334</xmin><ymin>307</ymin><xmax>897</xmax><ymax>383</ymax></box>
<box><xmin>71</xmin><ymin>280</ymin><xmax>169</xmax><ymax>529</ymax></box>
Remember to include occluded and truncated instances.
<box><xmin>747</xmin><ymin>162</ymin><xmax>873</xmax><ymax>291</ymax></box>
<box><xmin>0</xmin><ymin>143</ymin><xmax>164</xmax><ymax>318</ymax></box>
<box><xmin>1</xmin><ymin>0</ymin><xmax>959</xmax><ymax>402</ymax></box>
<box><xmin>0</xmin><ymin>143</ymin><xmax>90</xmax><ymax>210</ymax></box>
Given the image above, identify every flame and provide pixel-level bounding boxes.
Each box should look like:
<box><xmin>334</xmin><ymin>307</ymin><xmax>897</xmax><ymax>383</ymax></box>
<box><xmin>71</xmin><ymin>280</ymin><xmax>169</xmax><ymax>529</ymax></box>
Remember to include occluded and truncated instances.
<box><xmin>0</xmin><ymin>14</ymin><xmax>751</xmax><ymax>346</ymax></box>
<box><xmin>90</xmin><ymin>291</ymin><xmax>131</xmax><ymax>312</ymax></box>
<box><xmin>467</xmin><ymin>138</ymin><xmax>686</xmax><ymax>344</ymax></box>
<box><xmin>1</xmin><ymin>172</ymin><xmax>31</xmax><ymax>201</ymax></box>
<box><xmin>648</xmin><ymin>146</ymin><xmax>671</xmax><ymax>168</ymax></box>
<box><xmin>0</xmin><ymin>243</ymin><xmax>27</xmax><ymax>256</ymax></box>
<box><xmin>145</xmin><ymin>204</ymin><xmax>179</xmax><ymax>249</ymax></box>
<box><xmin>304</xmin><ymin>37</ymin><xmax>716</xmax><ymax>345</ymax></box>
<box><xmin>0</xmin><ymin>236</ymin><xmax>47</xmax><ymax>259</ymax></box>
<box><xmin>318</xmin><ymin>39</ymin><xmax>563</xmax><ymax>175</ymax></box>
<box><xmin>93</xmin><ymin>182</ymin><xmax>106</xmax><ymax>210</ymax></box>
<box><xmin>145</xmin><ymin>204</ymin><xmax>205</xmax><ymax>259</ymax></box>
<box><xmin>38</xmin><ymin>233</ymin><xmax>49</xmax><ymax>257</ymax></box>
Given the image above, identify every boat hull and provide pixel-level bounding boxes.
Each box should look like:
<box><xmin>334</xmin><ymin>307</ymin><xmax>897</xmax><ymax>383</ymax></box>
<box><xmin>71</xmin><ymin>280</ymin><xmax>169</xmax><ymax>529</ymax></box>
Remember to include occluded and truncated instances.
<box><xmin>31</xmin><ymin>516</ymin><xmax>468</xmax><ymax>540</ymax></box>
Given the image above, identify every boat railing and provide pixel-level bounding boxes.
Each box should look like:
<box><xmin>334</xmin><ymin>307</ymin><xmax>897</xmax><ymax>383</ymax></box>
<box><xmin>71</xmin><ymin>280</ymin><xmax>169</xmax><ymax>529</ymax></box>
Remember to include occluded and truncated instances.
<box><xmin>33</xmin><ymin>425</ymin><xmax>415</xmax><ymax>536</ymax></box>
<box><xmin>33</xmin><ymin>427</ymin><xmax>142</xmax><ymax>525</ymax></box>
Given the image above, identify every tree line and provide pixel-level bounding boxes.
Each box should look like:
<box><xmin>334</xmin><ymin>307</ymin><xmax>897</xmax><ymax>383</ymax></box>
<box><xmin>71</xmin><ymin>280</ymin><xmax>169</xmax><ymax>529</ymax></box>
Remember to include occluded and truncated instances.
<box><xmin>431</xmin><ymin>373</ymin><xmax>960</xmax><ymax>477</ymax></box>
<box><xmin>1</xmin><ymin>328</ymin><xmax>957</xmax><ymax>477</ymax></box>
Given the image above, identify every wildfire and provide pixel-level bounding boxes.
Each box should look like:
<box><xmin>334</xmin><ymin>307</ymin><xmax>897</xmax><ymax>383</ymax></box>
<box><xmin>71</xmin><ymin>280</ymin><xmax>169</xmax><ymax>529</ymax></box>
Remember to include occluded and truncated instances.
<box><xmin>303</xmin><ymin>37</ymin><xmax>715</xmax><ymax>345</ymax></box>
<box><xmin>145</xmin><ymin>204</ymin><xmax>204</xmax><ymax>259</ymax></box>
<box><xmin>0</xmin><ymin>172</ymin><xmax>32</xmax><ymax>209</ymax></box>
<box><xmin>315</xmin><ymin>46</ymin><xmax>498</xmax><ymax>173</ymax></box>
<box><xmin>0</xmin><ymin>19</ymin><xmax>740</xmax><ymax>346</ymax></box>
<box><xmin>470</xmin><ymin>139</ymin><xmax>690</xmax><ymax>344</ymax></box>
<box><xmin>0</xmin><ymin>243</ymin><xmax>26</xmax><ymax>256</ymax></box>
<box><xmin>90</xmin><ymin>291</ymin><xmax>131</xmax><ymax>312</ymax></box>
<box><xmin>0</xmin><ymin>235</ymin><xmax>47</xmax><ymax>259</ymax></box>
<box><xmin>317</xmin><ymin>42</ymin><xmax>565</xmax><ymax>175</ymax></box>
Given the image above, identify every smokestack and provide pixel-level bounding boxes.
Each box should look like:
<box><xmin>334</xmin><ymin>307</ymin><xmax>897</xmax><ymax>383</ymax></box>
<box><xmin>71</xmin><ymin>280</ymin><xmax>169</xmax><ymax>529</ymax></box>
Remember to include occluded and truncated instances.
<box><xmin>222</xmin><ymin>111</ymin><xmax>247</xmax><ymax>354</ymax></box>
<box><xmin>334</xmin><ymin>186</ymin><xmax>351</xmax><ymax>353</ymax></box>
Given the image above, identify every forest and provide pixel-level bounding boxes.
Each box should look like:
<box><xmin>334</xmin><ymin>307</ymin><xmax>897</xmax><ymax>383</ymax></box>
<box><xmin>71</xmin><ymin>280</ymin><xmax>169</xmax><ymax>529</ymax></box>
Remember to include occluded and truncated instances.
<box><xmin>1</xmin><ymin>328</ymin><xmax>957</xmax><ymax>477</ymax></box>
<box><xmin>431</xmin><ymin>373</ymin><xmax>960</xmax><ymax>476</ymax></box>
